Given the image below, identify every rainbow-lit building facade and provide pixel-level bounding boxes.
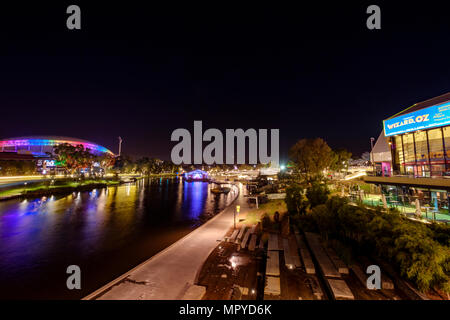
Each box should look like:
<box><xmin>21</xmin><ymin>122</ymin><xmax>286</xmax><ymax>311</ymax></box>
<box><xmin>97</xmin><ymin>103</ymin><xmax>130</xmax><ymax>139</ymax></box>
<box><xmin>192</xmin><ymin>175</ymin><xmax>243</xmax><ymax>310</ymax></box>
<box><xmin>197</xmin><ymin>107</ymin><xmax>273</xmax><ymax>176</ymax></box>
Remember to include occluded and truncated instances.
<box><xmin>0</xmin><ymin>136</ymin><xmax>113</xmax><ymax>157</ymax></box>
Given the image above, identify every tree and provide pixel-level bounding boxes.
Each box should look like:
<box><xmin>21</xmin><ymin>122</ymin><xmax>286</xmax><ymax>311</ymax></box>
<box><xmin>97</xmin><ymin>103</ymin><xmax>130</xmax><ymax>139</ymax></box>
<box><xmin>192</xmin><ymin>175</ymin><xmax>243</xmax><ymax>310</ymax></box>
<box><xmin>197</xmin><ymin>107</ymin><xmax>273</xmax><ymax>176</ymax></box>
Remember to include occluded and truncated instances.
<box><xmin>53</xmin><ymin>143</ymin><xmax>95</xmax><ymax>175</ymax></box>
<box><xmin>0</xmin><ymin>160</ymin><xmax>36</xmax><ymax>176</ymax></box>
<box><xmin>288</xmin><ymin>138</ymin><xmax>333</xmax><ymax>182</ymax></box>
<box><xmin>306</xmin><ymin>182</ymin><xmax>330</xmax><ymax>208</ymax></box>
<box><xmin>361</xmin><ymin>152</ymin><xmax>371</xmax><ymax>161</ymax></box>
<box><xmin>285</xmin><ymin>184</ymin><xmax>308</xmax><ymax>216</ymax></box>
<box><xmin>96</xmin><ymin>153</ymin><xmax>116</xmax><ymax>172</ymax></box>
<box><xmin>330</xmin><ymin>149</ymin><xmax>352</xmax><ymax>173</ymax></box>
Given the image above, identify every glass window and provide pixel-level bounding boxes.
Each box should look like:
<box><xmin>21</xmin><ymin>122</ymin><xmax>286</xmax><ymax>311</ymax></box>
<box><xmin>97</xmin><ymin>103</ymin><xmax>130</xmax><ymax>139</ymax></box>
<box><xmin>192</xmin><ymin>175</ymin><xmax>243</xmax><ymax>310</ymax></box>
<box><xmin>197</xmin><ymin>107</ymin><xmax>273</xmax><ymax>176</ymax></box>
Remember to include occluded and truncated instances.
<box><xmin>394</xmin><ymin>136</ymin><xmax>404</xmax><ymax>173</ymax></box>
<box><xmin>403</xmin><ymin>133</ymin><xmax>415</xmax><ymax>166</ymax></box>
<box><xmin>415</xmin><ymin>131</ymin><xmax>430</xmax><ymax>177</ymax></box>
<box><xmin>443</xmin><ymin>127</ymin><xmax>450</xmax><ymax>158</ymax></box>
<box><xmin>428</xmin><ymin>128</ymin><xmax>444</xmax><ymax>176</ymax></box>
<box><xmin>428</xmin><ymin>129</ymin><xmax>444</xmax><ymax>160</ymax></box>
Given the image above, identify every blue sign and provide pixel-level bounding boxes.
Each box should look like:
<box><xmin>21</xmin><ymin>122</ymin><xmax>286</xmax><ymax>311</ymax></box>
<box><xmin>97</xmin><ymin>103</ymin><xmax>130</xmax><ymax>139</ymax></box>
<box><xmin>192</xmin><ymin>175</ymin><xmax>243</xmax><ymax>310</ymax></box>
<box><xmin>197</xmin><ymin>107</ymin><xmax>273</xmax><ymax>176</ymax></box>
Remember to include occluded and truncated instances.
<box><xmin>384</xmin><ymin>101</ymin><xmax>450</xmax><ymax>137</ymax></box>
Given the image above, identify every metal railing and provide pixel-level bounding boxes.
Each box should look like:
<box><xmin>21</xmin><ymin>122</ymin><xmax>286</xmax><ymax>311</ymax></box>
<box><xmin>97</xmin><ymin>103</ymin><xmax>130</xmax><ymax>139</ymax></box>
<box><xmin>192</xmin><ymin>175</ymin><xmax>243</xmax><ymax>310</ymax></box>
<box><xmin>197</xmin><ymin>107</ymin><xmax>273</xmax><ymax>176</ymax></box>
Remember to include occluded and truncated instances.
<box><xmin>366</xmin><ymin>170</ymin><xmax>450</xmax><ymax>179</ymax></box>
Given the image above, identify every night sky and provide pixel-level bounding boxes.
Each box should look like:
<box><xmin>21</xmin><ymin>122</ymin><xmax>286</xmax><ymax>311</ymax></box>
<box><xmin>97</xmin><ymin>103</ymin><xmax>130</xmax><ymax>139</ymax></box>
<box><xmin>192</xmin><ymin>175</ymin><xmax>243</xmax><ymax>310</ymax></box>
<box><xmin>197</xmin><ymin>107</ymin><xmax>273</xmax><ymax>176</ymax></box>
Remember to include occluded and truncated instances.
<box><xmin>1</xmin><ymin>2</ymin><xmax>450</xmax><ymax>162</ymax></box>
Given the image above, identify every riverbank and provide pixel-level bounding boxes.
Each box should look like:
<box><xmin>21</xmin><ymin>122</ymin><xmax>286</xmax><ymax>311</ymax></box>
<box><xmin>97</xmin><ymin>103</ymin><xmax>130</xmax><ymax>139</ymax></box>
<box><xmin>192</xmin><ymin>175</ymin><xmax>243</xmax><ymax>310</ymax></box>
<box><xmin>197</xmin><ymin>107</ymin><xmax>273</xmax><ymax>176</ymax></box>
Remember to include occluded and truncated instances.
<box><xmin>83</xmin><ymin>183</ymin><xmax>242</xmax><ymax>300</ymax></box>
<box><xmin>0</xmin><ymin>179</ymin><xmax>121</xmax><ymax>201</ymax></box>
<box><xmin>0</xmin><ymin>177</ymin><xmax>236</xmax><ymax>299</ymax></box>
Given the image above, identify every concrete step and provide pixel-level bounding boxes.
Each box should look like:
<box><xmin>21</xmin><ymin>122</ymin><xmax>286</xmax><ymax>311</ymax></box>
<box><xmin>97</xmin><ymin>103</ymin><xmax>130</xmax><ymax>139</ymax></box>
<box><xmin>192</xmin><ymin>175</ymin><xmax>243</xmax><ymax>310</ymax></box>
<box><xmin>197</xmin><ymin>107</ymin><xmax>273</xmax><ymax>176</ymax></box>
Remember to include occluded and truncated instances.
<box><xmin>268</xmin><ymin>233</ymin><xmax>280</xmax><ymax>251</ymax></box>
<box><xmin>288</xmin><ymin>236</ymin><xmax>302</xmax><ymax>269</ymax></box>
<box><xmin>304</xmin><ymin>232</ymin><xmax>340</xmax><ymax>278</ymax></box>
<box><xmin>353</xmin><ymin>263</ymin><xmax>395</xmax><ymax>290</ymax></box>
<box><xmin>295</xmin><ymin>234</ymin><xmax>315</xmax><ymax>274</ymax></box>
<box><xmin>266</xmin><ymin>251</ymin><xmax>280</xmax><ymax>276</ymax></box>
<box><xmin>327</xmin><ymin>279</ymin><xmax>354</xmax><ymax>300</ymax></box>
<box><xmin>352</xmin><ymin>264</ymin><xmax>369</xmax><ymax>288</ymax></box>
<box><xmin>181</xmin><ymin>284</ymin><xmax>206</xmax><ymax>300</ymax></box>
<box><xmin>283</xmin><ymin>238</ymin><xmax>295</xmax><ymax>269</ymax></box>
<box><xmin>264</xmin><ymin>276</ymin><xmax>281</xmax><ymax>296</ymax></box>
<box><xmin>324</xmin><ymin>246</ymin><xmax>349</xmax><ymax>275</ymax></box>
<box><xmin>257</xmin><ymin>237</ymin><xmax>265</xmax><ymax>250</ymax></box>
<box><xmin>308</xmin><ymin>278</ymin><xmax>324</xmax><ymax>300</ymax></box>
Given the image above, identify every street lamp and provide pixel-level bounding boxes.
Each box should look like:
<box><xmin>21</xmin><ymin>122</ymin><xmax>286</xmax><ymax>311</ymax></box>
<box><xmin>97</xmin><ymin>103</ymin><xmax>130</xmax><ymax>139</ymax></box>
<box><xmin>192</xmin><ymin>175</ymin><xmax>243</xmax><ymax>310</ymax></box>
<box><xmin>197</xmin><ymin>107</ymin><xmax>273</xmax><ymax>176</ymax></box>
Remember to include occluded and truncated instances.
<box><xmin>118</xmin><ymin>136</ymin><xmax>123</xmax><ymax>157</ymax></box>
<box><xmin>370</xmin><ymin>137</ymin><xmax>375</xmax><ymax>173</ymax></box>
<box><xmin>234</xmin><ymin>205</ymin><xmax>240</xmax><ymax>229</ymax></box>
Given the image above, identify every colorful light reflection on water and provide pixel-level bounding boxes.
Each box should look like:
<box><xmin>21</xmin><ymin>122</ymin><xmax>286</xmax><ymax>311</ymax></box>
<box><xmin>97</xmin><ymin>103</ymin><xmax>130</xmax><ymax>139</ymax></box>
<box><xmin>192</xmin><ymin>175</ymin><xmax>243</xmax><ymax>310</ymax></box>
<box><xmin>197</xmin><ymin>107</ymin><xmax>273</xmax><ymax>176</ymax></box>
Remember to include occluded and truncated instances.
<box><xmin>0</xmin><ymin>177</ymin><xmax>235</xmax><ymax>299</ymax></box>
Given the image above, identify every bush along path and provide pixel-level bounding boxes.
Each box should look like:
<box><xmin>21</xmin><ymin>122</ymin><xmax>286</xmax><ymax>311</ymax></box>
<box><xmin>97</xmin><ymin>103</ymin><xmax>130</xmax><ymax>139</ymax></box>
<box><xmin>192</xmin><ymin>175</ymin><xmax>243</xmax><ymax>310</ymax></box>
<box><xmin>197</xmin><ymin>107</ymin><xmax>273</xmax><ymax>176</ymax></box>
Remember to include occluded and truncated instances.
<box><xmin>299</xmin><ymin>196</ymin><xmax>450</xmax><ymax>297</ymax></box>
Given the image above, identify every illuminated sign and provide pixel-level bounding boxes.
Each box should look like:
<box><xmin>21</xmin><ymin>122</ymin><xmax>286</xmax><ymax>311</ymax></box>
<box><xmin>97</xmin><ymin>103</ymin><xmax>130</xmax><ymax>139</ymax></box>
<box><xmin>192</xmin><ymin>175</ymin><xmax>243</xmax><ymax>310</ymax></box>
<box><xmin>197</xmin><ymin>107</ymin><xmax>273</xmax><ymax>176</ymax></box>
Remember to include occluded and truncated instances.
<box><xmin>37</xmin><ymin>160</ymin><xmax>56</xmax><ymax>167</ymax></box>
<box><xmin>44</xmin><ymin>160</ymin><xmax>56</xmax><ymax>167</ymax></box>
<box><xmin>384</xmin><ymin>101</ymin><xmax>450</xmax><ymax>137</ymax></box>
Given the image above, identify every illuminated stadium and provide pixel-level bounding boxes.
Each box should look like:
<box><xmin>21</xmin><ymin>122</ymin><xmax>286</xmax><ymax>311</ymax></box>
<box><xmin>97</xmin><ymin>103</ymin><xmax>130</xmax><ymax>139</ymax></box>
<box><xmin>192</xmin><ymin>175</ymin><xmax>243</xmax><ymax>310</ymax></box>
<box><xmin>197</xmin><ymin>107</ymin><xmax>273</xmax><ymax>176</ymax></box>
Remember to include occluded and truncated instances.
<box><xmin>0</xmin><ymin>136</ymin><xmax>114</xmax><ymax>157</ymax></box>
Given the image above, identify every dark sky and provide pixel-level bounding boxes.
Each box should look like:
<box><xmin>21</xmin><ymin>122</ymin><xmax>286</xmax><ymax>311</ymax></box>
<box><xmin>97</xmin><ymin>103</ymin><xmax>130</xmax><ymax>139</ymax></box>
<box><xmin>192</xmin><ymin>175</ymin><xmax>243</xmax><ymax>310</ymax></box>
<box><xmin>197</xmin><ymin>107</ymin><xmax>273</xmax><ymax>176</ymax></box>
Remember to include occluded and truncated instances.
<box><xmin>1</xmin><ymin>2</ymin><xmax>450</xmax><ymax>162</ymax></box>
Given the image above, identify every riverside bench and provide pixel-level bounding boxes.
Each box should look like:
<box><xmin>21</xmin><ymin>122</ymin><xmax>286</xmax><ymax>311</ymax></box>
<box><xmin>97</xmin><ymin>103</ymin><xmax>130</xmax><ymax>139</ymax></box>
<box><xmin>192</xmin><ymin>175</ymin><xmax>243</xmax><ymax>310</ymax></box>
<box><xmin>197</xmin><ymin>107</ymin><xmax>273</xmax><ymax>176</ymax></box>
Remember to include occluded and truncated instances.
<box><xmin>228</xmin><ymin>229</ymin><xmax>239</xmax><ymax>242</ymax></box>
<box><xmin>236</xmin><ymin>226</ymin><xmax>246</xmax><ymax>244</ymax></box>
<box><xmin>248</xmin><ymin>234</ymin><xmax>257</xmax><ymax>251</ymax></box>
<box><xmin>240</xmin><ymin>229</ymin><xmax>252</xmax><ymax>250</ymax></box>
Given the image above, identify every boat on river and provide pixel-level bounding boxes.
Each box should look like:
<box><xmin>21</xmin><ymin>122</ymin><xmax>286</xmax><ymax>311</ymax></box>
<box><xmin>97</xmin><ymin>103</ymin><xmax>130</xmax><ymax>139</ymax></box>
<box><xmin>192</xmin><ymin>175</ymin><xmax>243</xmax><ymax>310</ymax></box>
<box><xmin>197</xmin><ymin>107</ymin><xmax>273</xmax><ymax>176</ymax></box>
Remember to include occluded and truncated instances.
<box><xmin>210</xmin><ymin>187</ymin><xmax>231</xmax><ymax>194</ymax></box>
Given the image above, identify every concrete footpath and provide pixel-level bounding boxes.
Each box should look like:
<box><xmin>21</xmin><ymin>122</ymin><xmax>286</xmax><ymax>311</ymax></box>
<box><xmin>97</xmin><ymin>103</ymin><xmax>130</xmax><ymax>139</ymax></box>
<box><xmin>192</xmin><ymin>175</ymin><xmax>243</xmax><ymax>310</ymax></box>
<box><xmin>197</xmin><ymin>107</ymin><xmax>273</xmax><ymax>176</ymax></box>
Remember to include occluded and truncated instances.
<box><xmin>84</xmin><ymin>183</ymin><xmax>246</xmax><ymax>300</ymax></box>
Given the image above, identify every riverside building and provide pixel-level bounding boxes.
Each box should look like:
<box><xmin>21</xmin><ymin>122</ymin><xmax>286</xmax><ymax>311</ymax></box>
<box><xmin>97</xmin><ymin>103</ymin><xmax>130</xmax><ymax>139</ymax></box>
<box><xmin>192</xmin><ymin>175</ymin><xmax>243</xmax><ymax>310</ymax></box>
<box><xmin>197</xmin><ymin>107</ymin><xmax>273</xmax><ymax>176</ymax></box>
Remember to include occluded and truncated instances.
<box><xmin>365</xmin><ymin>92</ymin><xmax>450</xmax><ymax>216</ymax></box>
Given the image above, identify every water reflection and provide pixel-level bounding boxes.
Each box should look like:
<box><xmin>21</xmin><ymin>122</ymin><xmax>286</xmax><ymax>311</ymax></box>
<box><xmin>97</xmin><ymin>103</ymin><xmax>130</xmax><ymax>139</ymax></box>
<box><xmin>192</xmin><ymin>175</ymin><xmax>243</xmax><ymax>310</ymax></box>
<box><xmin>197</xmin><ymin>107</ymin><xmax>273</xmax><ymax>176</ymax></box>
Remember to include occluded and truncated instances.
<box><xmin>0</xmin><ymin>177</ymin><xmax>236</xmax><ymax>299</ymax></box>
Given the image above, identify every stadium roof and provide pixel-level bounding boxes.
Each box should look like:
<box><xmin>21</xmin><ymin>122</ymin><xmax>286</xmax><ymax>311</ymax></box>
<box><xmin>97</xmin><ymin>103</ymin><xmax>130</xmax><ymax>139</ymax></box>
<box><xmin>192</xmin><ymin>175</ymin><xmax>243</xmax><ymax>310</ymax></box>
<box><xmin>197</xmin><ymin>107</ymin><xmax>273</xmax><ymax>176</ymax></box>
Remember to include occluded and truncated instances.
<box><xmin>386</xmin><ymin>92</ymin><xmax>450</xmax><ymax>120</ymax></box>
<box><xmin>0</xmin><ymin>136</ymin><xmax>113</xmax><ymax>155</ymax></box>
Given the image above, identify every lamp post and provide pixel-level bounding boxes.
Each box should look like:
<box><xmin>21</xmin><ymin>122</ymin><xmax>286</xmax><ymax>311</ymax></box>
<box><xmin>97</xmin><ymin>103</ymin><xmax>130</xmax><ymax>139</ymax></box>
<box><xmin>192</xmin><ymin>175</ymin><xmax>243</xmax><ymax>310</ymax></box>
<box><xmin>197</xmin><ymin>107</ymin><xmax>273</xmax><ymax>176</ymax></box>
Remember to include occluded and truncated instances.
<box><xmin>234</xmin><ymin>205</ymin><xmax>240</xmax><ymax>229</ymax></box>
<box><xmin>118</xmin><ymin>136</ymin><xmax>123</xmax><ymax>157</ymax></box>
<box><xmin>370</xmin><ymin>137</ymin><xmax>375</xmax><ymax>173</ymax></box>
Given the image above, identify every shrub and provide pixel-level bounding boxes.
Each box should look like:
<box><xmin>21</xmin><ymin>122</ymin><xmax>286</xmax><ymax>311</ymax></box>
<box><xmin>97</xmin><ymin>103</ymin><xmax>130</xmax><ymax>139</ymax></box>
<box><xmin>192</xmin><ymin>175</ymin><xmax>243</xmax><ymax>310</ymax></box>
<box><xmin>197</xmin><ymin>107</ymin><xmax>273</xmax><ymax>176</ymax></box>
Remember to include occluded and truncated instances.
<box><xmin>308</xmin><ymin>196</ymin><xmax>450</xmax><ymax>293</ymax></box>
<box><xmin>285</xmin><ymin>184</ymin><xmax>308</xmax><ymax>216</ymax></box>
<box><xmin>261</xmin><ymin>214</ymin><xmax>271</xmax><ymax>229</ymax></box>
<box><xmin>274</xmin><ymin>211</ymin><xmax>280</xmax><ymax>223</ymax></box>
<box><xmin>306</xmin><ymin>182</ymin><xmax>330</xmax><ymax>208</ymax></box>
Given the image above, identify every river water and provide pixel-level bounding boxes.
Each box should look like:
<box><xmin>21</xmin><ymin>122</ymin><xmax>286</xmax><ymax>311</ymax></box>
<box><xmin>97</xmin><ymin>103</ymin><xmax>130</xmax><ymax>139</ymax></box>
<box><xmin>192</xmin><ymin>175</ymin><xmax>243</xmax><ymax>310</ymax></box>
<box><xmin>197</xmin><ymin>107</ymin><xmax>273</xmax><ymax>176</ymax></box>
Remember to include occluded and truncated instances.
<box><xmin>0</xmin><ymin>177</ymin><xmax>236</xmax><ymax>299</ymax></box>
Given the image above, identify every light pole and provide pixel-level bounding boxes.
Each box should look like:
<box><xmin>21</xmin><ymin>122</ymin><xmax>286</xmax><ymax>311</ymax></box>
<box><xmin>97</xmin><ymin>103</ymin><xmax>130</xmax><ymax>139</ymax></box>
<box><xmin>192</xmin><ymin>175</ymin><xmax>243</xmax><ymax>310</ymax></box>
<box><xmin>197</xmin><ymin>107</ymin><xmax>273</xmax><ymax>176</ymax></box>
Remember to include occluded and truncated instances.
<box><xmin>118</xmin><ymin>136</ymin><xmax>123</xmax><ymax>157</ymax></box>
<box><xmin>370</xmin><ymin>137</ymin><xmax>375</xmax><ymax>173</ymax></box>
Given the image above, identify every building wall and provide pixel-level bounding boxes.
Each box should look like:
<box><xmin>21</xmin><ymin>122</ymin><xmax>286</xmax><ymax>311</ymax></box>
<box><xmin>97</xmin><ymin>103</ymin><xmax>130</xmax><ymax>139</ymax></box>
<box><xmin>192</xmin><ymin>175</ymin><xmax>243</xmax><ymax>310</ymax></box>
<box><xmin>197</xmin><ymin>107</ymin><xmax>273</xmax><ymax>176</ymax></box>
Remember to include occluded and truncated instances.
<box><xmin>391</xmin><ymin>126</ymin><xmax>450</xmax><ymax>177</ymax></box>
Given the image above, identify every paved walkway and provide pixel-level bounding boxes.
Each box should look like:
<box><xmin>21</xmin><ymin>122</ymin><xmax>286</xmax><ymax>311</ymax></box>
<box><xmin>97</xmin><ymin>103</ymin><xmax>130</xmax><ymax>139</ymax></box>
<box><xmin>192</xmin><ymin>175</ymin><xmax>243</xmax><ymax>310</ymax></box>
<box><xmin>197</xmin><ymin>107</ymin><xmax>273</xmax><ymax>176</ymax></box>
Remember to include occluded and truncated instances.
<box><xmin>84</xmin><ymin>183</ymin><xmax>248</xmax><ymax>300</ymax></box>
